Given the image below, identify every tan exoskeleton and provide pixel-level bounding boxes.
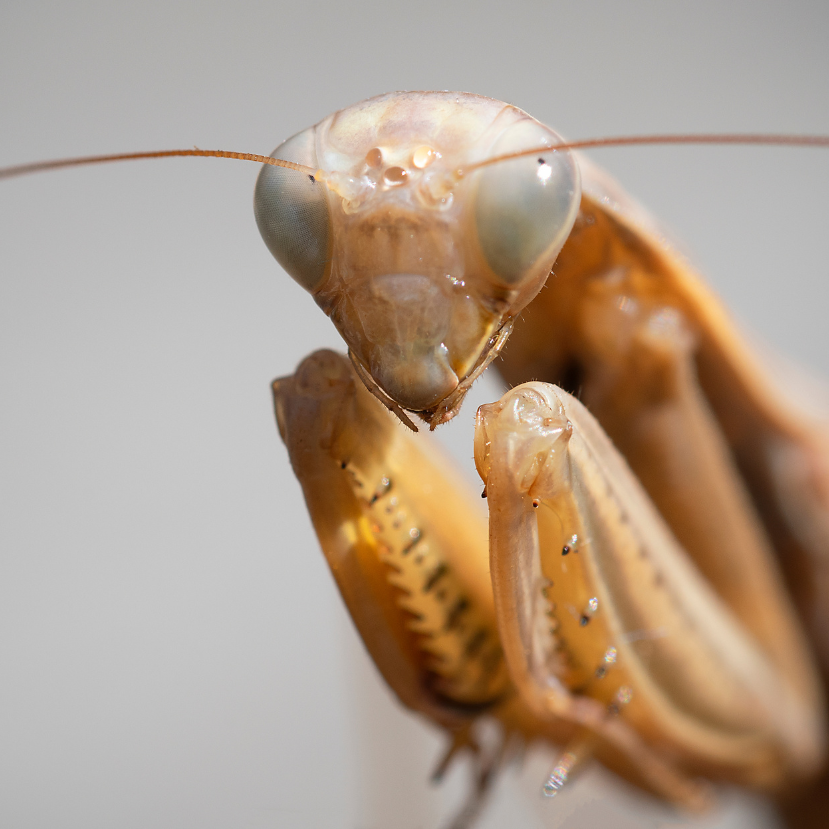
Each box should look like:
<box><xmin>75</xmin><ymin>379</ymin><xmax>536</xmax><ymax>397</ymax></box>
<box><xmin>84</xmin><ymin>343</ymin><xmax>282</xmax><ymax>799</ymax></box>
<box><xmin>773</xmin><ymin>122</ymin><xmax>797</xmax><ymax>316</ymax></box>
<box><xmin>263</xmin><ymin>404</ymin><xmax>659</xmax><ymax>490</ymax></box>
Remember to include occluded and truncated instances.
<box><xmin>256</xmin><ymin>92</ymin><xmax>829</xmax><ymax>827</ymax></box>
<box><xmin>273</xmin><ymin>350</ymin><xmax>717</xmax><ymax>828</ymax></box>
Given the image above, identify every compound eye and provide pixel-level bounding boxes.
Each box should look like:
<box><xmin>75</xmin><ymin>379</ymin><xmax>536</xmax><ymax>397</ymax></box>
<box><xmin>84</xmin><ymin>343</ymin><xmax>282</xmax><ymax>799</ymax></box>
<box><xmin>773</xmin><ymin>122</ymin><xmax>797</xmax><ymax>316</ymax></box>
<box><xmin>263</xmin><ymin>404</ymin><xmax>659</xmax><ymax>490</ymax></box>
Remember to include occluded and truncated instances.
<box><xmin>254</xmin><ymin>128</ymin><xmax>331</xmax><ymax>293</ymax></box>
<box><xmin>473</xmin><ymin>120</ymin><xmax>580</xmax><ymax>286</ymax></box>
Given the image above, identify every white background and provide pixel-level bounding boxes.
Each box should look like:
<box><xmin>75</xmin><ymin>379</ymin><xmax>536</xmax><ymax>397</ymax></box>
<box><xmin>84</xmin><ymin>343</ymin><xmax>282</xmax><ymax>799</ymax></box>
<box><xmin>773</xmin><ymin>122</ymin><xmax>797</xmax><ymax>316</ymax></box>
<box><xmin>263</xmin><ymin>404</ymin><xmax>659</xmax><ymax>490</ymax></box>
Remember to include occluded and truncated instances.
<box><xmin>1</xmin><ymin>2</ymin><xmax>828</xmax><ymax>827</ymax></box>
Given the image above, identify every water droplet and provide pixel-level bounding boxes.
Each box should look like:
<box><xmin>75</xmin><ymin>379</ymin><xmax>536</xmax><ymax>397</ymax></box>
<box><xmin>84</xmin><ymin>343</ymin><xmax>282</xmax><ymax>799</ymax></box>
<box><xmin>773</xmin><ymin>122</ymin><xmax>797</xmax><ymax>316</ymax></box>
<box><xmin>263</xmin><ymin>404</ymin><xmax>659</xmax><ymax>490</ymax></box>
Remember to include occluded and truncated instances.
<box><xmin>604</xmin><ymin>647</ymin><xmax>617</xmax><ymax>664</ymax></box>
<box><xmin>616</xmin><ymin>686</ymin><xmax>633</xmax><ymax>705</ymax></box>
<box><xmin>587</xmin><ymin>597</ymin><xmax>599</xmax><ymax>613</ymax></box>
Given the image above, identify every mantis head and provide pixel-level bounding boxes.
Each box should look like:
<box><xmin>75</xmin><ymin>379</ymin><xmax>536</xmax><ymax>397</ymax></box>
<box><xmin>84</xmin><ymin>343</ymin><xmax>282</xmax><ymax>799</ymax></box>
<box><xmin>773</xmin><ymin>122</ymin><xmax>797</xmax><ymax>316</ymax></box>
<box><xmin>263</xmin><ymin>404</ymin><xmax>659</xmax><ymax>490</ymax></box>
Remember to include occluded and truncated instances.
<box><xmin>254</xmin><ymin>91</ymin><xmax>581</xmax><ymax>428</ymax></box>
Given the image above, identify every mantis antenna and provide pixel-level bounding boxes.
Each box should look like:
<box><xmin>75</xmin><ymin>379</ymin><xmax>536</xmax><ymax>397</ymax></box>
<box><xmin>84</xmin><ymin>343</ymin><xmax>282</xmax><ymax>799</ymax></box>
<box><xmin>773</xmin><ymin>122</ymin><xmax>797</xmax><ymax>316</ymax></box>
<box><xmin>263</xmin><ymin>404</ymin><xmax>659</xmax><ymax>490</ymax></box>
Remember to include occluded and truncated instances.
<box><xmin>0</xmin><ymin>148</ymin><xmax>315</xmax><ymax>180</ymax></box>
<box><xmin>458</xmin><ymin>133</ymin><xmax>829</xmax><ymax>175</ymax></box>
<box><xmin>1</xmin><ymin>134</ymin><xmax>828</xmax><ymax>181</ymax></box>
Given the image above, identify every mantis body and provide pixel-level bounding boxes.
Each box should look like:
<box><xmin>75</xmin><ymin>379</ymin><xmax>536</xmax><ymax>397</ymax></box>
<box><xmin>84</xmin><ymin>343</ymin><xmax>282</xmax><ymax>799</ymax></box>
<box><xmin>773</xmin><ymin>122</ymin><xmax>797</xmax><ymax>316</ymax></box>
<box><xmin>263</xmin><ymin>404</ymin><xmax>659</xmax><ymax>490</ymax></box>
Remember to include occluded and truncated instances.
<box><xmin>263</xmin><ymin>92</ymin><xmax>829</xmax><ymax>827</ymax></box>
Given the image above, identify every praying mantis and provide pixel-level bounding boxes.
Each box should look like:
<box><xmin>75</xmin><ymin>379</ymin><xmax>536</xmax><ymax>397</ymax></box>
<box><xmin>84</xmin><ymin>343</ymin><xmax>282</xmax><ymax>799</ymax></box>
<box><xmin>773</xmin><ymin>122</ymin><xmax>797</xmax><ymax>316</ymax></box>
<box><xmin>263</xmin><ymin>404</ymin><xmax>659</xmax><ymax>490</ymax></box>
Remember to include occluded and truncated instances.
<box><xmin>2</xmin><ymin>90</ymin><xmax>829</xmax><ymax>828</ymax></box>
<box><xmin>261</xmin><ymin>91</ymin><xmax>829</xmax><ymax>827</ymax></box>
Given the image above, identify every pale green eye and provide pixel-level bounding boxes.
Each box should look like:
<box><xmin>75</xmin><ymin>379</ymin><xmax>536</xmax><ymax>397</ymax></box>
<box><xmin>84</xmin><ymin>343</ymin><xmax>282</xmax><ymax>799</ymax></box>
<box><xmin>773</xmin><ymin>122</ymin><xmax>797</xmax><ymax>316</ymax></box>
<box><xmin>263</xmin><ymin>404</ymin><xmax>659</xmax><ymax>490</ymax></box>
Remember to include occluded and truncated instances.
<box><xmin>473</xmin><ymin>121</ymin><xmax>580</xmax><ymax>285</ymax></box>
<box><xmin>254</xmin><ymin>129</ymin><xmax>331</xmax><ymax>292</ymax></box>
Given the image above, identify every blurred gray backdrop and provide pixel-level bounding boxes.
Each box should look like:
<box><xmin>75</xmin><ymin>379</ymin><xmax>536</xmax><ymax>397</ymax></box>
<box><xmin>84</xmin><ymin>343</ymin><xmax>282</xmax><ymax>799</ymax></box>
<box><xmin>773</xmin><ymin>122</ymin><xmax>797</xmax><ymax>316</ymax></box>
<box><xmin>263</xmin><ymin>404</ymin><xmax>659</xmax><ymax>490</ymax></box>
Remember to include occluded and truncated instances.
<box><xmin>1</xmin><ymin>2</ymin><xmax>828</xmax><ymax>828</ymax></box>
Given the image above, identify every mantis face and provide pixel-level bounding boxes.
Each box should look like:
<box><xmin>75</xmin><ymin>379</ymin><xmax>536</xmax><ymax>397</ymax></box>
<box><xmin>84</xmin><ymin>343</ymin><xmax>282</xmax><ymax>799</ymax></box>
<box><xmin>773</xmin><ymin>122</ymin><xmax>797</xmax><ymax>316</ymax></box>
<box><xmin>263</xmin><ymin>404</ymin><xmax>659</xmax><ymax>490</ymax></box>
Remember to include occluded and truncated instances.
<box><xmin>254</xmin><ymin>91</ymin><xmax>580</xmax><ymax>425</ymax></box>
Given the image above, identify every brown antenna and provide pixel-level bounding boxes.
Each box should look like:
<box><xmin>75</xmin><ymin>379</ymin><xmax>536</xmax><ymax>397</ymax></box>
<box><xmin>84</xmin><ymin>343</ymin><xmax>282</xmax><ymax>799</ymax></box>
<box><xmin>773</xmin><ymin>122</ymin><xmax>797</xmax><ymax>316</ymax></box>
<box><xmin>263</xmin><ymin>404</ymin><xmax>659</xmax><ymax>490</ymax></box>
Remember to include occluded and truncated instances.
<box><xmin>0</xmin><ymin>149</ymin><xmax>314</xmax><ymax>180</ymax></box>
<box><xmin>459</xmin><ymin>133</ymin><xmax>829</xmax><ymax>176</ymax></box>
<box><xmin>1</xmin><ymin>134</ymin><xmax>828</xmax><ymax>183</ymax></box>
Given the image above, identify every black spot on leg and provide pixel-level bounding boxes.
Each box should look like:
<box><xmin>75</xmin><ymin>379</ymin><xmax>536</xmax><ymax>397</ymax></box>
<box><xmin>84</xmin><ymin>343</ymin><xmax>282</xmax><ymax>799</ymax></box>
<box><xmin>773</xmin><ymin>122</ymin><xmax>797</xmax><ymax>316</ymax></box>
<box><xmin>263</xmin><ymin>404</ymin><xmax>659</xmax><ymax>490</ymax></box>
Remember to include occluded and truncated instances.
<box><xmin>423</xmin><ymin>562</ymin><xmax>449</xmax><ymax>593</ymax></box>
<box><xmin>444</xmin><ymin>597</ymin><xmax>470</xmax><ymax>631</ymax></box>
<box><xmin>464</xmin><ymin>629</ymin><xmax>488</xmax><ymax>658</ymax></box>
